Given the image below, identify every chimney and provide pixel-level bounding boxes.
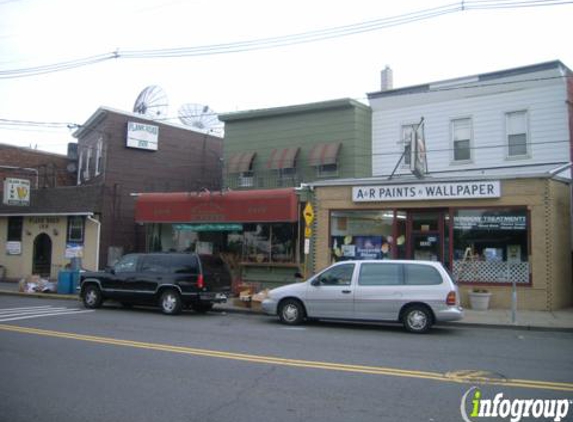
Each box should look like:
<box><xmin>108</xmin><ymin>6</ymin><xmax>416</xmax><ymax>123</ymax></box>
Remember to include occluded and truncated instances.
<box><xmin>380</xmin><ymin>66</ymin><xmax>393</xmax><ymax>91</ymax></box>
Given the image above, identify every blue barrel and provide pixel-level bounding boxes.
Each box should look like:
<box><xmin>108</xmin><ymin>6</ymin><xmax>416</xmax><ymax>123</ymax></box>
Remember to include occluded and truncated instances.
<box><xmin>57</xmin><ymin>270</ymin><xmax>73</xmax><ymax>294</ymax></box>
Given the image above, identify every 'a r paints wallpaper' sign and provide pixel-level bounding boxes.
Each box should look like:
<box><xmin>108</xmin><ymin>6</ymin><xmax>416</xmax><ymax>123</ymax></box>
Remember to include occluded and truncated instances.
<box><xmin>352</xmin><ymin>181</ymin><xmax>500</xmax><ymax>202</ymax></box>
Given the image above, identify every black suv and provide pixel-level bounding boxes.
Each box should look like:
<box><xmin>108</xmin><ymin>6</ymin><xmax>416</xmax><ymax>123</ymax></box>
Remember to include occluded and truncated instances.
<box><xmin>79</xmin><ymin>253</ymin><xmax>231</xmax><ymax>315</ymax></box>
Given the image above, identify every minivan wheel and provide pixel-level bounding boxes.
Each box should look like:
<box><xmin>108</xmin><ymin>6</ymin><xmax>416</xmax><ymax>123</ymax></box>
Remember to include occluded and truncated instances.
<box><xmin>83</xmin><ymin>285</ymin><xmax>103</xmax><ymax>309</ymax></box>
<box><xmin>278</xmin><ymin>299</ymin><xmax>305</xmax><ymax>325</ymax></box>
<box><xmin>402</xmin><ymin>305</ymin><xmax>432</xmax><ymax>334</ymax></box>
<box><xmin>160</xmin><ymin>290</ymin><xmax>183</xmax><ymax>315</ymax></box>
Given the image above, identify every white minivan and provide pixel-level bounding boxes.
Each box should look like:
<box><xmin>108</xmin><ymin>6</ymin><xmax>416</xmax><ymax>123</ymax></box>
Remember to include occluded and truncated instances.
<box><xmin>261</xmin><ymin>260</ymin><xmax>464</xmax><ymax>333</ymax></box>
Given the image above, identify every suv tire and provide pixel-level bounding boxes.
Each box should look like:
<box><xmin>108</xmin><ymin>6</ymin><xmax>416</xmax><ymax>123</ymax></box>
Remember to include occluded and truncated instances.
<box><xmin>159</xmin><ymin>289</ymin><xmax>183</xmax><ymax>315</ymax></box>
<box><xmin>83</xmin><ymin>285</ymin><xmax>103</xmax><ymax>309</ymax></box>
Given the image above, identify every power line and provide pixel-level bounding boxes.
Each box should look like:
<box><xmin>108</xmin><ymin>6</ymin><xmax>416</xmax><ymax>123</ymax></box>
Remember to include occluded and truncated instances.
<box><xmin>0</xmin><ymin>0</ymin><xmax>571</xmax><ymax>79</ymax></box>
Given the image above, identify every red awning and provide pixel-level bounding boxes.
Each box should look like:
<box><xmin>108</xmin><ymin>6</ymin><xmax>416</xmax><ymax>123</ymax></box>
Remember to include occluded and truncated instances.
<box><xmin>267</xmin><ymin>147</ymin><xmax>300</xmax><ymax>170</ymax></box>
<box><xmin>308</xmin><ymin>142</ymin><xmax>341</xmax><ymax>166</ymax></box>
<box><xmin>227</xmin><ymin>151</ymin><xmax>256</xmax><ymax>173</ymax></box>
<box><xmin>135</xmin><ymin>188</ymin><xmax>299</xmax><ymax>223</ymax></box>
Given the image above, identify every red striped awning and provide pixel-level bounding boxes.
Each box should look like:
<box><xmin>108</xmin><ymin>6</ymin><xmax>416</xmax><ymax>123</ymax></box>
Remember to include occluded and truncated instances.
<box><xmin>267</xmin><ymin>147</ymin><xmax>300</xmax><ymax>170</ymax></box>
<box><xmin>308</xmin><ymin>142</ymin><xmax>341</xmax><ymax>166</ymax></box>
<box><xmin>227</xmin><ymin>151</ymin><xmax>256</xmax><ymax>173</ymax></box>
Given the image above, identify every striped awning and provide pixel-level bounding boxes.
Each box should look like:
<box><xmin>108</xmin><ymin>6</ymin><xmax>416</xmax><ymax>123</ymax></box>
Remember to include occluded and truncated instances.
<box><xmin>267</xmin><ymin>147</ymin><xmax>300</xmax><ymax>170</ymax></box>
<box><xmin>227</xmin><ymin>151</ymin><xmax>256</xmax><ymax>174</ymax></box>
<box><xmin>308</xmin><ymin>142</ymin><xmax>341</xmax><ymax>166</ymax></box>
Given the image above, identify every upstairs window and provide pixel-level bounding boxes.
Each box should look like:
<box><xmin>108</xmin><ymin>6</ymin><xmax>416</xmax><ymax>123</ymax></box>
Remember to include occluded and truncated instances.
<box><xmin>506</xmin><ymin>111</ymin><xmax>529</xmax><ymax>158</ymax></box>
<box><xmin>452</xmin><ymin>118</ymin><xmax>472</xmax><ymax>162</ymax></box>
<box><xmin>95</xmin><ymin>138</ymin><xmax>103</xmax><ymax>176</ymax></box>
<box><xmin>83</xmin><ymin>149</ymin><xmax>91</xmax><ymax>181</ymax></box>
<box><xmin>308</xmin><ymin>142</ymin><xmax>341</xmax><ymax>178</ymax></box>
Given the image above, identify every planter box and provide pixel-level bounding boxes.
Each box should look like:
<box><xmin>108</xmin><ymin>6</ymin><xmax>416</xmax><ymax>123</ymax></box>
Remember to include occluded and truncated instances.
<box><xmin>469</xmin><ymin>291</ymin><xmax>492</xmax><ymax>311</ymax></box>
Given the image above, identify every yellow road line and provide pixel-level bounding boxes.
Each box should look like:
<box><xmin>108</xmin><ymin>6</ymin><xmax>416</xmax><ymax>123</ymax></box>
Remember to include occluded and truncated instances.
<box><xmin>1</xmin><ymin>323</ymin><xmax>572</xmax><ymax>392</ymax></box>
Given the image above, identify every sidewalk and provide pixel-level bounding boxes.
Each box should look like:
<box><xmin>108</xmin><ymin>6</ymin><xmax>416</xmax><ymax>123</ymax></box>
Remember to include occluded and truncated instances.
<box><xmin>1</xmin><ymin>281</ymin><xmax>572</xmax><ymax>331</ymax></box>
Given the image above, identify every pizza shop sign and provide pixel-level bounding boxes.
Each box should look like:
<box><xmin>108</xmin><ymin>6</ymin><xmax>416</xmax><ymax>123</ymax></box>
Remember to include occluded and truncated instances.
<box><xmin>352</xmin><ymin>181</ymin><xmax>501</xmax><ymax>202</ymax></box>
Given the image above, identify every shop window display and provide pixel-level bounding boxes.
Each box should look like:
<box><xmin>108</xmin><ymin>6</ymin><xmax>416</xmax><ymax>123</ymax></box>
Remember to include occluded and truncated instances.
<box><xmin>452</xmin><ymin>208</ymin><xmax>529</xmax><ymax>284</ymax></box>
<box><xmin>331</xmin><ymin>211</ymin><xmax>394</xmax><ymax>262</ymax></box>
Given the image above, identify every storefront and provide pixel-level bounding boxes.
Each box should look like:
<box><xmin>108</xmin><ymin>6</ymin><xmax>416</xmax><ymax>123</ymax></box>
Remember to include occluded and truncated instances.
<box><xmin>134</xmin><ymin>188</ymin><xmax>306</xmax><ymax>291</ymax></box>
<box><xmin>311</xmin><ymin>176</ymin><xmax>572</xmax><ymax>311</ymax></box>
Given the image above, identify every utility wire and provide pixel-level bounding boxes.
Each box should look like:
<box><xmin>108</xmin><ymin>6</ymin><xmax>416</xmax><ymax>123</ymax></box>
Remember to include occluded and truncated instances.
<box><xmin>0</xmin><ymin>0</ymin><xmax>571</xmax><ymax>79</ymax></box>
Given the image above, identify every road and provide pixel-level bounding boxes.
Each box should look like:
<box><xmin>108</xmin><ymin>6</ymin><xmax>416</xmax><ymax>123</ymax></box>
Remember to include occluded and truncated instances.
<box><xmin>0</xmin><ymin>295</ymin><xmax>572</xmax><ymax>422</ymax></box>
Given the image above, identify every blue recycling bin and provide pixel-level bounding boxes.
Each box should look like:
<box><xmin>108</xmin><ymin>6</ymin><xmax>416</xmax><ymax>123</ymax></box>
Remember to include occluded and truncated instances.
<box><xmin>57</xmin><ymin>270</ymin><xmax>80</xmax><ymax>294</ymax></box>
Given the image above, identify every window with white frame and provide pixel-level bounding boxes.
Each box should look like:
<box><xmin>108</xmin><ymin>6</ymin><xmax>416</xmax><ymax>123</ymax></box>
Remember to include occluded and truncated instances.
<box><xmin>76</xmin><ymin>151</ymin><xmax>83</xmax><ymax>185</ymax></box>
<box><xmin>401</xmin><ymin>125</ymin><xmax>414</xmax><ymax>166</ymax></box>
<box><xmin>95</xmin><ymin>138</ymin><xmax>103</xmax><ymax>176</ymax></box>
<box><xmin>83</xmin><ymin>148</ymin><xmax>91</xmax><ymax>181</ymax></box>
<box><xmin>506</xmin><ymin>111</ymin><xmax>528</xmax><ymax>157</ymax></box>
<box><xmin>452</xmin><ymin>118</ymin><xmax>472</xmax><ymax>162</ymax></box>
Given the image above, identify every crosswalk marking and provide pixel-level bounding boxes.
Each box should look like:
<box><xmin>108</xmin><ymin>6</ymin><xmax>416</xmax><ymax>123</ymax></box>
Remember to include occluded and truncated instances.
<box><xmin>0</xmin><ymin>306</ymin><xmax>94</xmax><ymax>322</ymax></box>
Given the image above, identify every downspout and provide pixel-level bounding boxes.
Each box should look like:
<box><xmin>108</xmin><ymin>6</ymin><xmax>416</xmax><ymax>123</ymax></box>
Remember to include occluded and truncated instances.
<box><xmin>87</xmin><ymin>216</ymin><xmax>101</xmax><ymax>270</ymax></box>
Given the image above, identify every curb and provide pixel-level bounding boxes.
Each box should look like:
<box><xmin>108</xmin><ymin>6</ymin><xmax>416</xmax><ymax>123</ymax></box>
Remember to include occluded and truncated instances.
<box><xmin>1</xmin><ymin>289</ymin><xmax>572</xmax><ymax>333</ymax></box>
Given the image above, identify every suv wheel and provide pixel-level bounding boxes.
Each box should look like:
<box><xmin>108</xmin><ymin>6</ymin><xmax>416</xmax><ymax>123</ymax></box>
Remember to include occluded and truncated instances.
<box><xmin>160</xmin><ymin>290</ymin><xmax>182</xmax><ymax>315</ymax></box>
<box><xmin>83</xmin><ymin>285</ymin><xmax>103</xmax><ymax>309</ymax></box>
<box><xmin>402</xmin><ymin>305</ymin><xmax>432</xmax><ymax>334</ymax></box>
<box><xmin>278</xmin><ymin>299</ymin><xmax>305</xmax><ymax>325</ymax></box>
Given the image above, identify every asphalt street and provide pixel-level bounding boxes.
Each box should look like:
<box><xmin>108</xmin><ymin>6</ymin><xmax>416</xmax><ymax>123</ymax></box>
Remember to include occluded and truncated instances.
<box><xmin>0</xmin><ymin>296</ymin><xmax>572</xmax><ymax>422</ymax></box>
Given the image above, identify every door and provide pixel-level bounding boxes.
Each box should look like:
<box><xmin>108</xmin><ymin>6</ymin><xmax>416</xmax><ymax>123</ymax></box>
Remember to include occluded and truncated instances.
<box><xmin>32</xmin><ymin>233</ymin><xmax>52</xmax><ymax>278</ymax></box>
<box><xmin>354</xmin><ymin>262</ymin><xmax>404</xmax><ymax>321</ymax></box>
<box><xmin>305</xmin><ymin>263</ymin><xmax>356</xmax><ymax>319</ymax></box>
<box><xmin>409</xmin><ymin>211</ymin><xmax>444</xmax><ymax>262</ymax></box>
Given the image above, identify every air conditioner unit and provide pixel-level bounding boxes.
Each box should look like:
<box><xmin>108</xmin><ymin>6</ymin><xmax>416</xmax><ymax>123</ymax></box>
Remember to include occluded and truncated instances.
<box><xmin>239</xmin><ymin>176</ymin><xmax>253</xmax><ymax>187</ymax></box>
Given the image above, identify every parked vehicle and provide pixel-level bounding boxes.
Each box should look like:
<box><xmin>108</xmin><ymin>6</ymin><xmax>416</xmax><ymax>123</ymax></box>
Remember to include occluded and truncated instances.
<box><xmin>261</xmin><ymin>260</ymin><xmax>463</xmax><ymax>333</ymax></box>
<box><xmin>79</xmin><ymin>253</ymin><xmax>231</xmax><ymax>315</ymax></box>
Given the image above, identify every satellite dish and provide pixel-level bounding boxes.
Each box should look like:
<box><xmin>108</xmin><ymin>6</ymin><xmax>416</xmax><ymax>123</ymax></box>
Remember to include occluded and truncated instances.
<box><xmin>178</xmin><ymin>103</ymin><xmax>223</xmax><ymax>134</ymax></box>
<box><xmin>133</xmin><ymin>85</ymin><xmax>169</xmax><ymax>119</ymax></box>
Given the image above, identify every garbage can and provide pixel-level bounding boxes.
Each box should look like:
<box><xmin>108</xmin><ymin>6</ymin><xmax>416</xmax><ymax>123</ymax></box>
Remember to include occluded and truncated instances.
<box><xmin>57</xmin><ymin>270</ymin><xmax>76</xmax><ymax>294</ymax></box>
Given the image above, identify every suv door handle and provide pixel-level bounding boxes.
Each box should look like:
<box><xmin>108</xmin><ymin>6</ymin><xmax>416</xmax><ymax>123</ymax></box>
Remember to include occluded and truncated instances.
<box><xmin>341</xmin><ymin>290</ymin><xmax>352</xmax><ymax>294</ymax></box>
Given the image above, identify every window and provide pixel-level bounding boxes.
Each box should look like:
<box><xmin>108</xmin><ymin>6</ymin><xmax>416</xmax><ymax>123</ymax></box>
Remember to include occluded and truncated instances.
<box><xmin>238</xmin><ymin>171</ymin><xmax>254</xmax><ymax>187</ymax></box>
<box><xmin>7</xmin><ymin>217</ymin><xmax>23</xmax><ymax>241</ymax></box>
<box><xmin>277</xmin><ymin>167</ymin><xmax>297</xmax><ymax>186</ymax></box>
<box><xmin>401</xmin><ymin>125</ymin><xmax>414</xmax><ymax>166</ymax></box>
<box><xmin>404</xmin><ymin>264</ymin><xmax>443</xmax><ymax>285</ymax></box>
<box><xmin>77</xmin><ymin>152</ymin><xmax>83</xmax><ymax>185</ymax></box>
<box><xmin>170</xmin><ymin>254</ymin><xmax>198</xmax><ymax>274</ymax></box>
<box><xmin>452</xmin><ymin>118</ymin><xmax>472</xmax><ymax>162</ymax></box>
<box><xmin>242</xmin><ymin>223</ymin><xmax>296</xmax><ymax>263</ymax></box>
<box><xmin>506</xmin><ymin>111</ymin><xmax>528</xmax><ymax>157</ymax></box>
<box><xmin>83</xmin><ymin>149</ymin><xmax>91</xmax><ymax>181</ymax></box>
<box><xmin>141</xmin><ymin>255</ymin><xmax>170</xmax><ymax>273</ymax></box>
<box><xmin>452</xmin><ymin>208</ymin><xmax>529</xmax><ymax>285</ymax></box>
<box><xmin>317</xmin><ymin>163</ymin><xmax>338</xmax><ymax>178</ymax></box>
<box><xmin>114</xmin><ymin>254</ymin><xmax>139</xmax><ymax>273</ymax></box>
<box><xmin>316</xmin><ymin>264</ymin><xmax>355</xmax><ymax>286</ymax></box>
<box><xmin>95</xmin><ymin>138</ymin><xmax>103</xmax><ymax>176</ymax></box>
<box><xmin>67</xmin><ymin>216</ymin><xmax>84</xmax><ymax>242</ymax></box>
<box><xmin>359</xmin><ymin>263</ymin><xmax>402</xmax><ymax>286</ymax></box>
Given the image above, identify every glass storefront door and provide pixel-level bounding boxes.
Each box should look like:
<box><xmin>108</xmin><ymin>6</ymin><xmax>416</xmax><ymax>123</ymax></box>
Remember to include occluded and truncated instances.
<box><xmin>409</xmin><ymin>211</ymin><xmax>445</xmax><ymax>262</ymax></box>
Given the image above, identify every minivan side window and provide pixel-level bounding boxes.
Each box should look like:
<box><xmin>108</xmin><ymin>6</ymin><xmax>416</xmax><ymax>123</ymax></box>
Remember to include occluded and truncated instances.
<box><xmin>316</xmin><ymin>264</ymin><xmax>354</xmax><ymax>286</ymax></box>
<box><xmin>141</xmin><ymin>255</ymin><xmax>170</xmax><ymax>273</ymax></box>
<box><xmin>358</xmin><ymin>263</ymin><xmax>402</xmax><ymax>286</ymax></box>
<box><xmin>404</xmin><ymin>264</ymin><xmax>443</xmax><ymax>285</ymax></box>
<box><xmin>171</xmin><ymin>255</ymin><xmax>199</xmax><ymax>274</ymax></box>
<box><xmin>114</xmin><ymin>255</ymin><xmax>139</xmax><ymax>273</ymax></box>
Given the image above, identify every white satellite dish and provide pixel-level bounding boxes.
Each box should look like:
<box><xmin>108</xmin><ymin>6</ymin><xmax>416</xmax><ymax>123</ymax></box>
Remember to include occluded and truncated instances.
<box><xmin>178</xmin><ymin>103</ymin><xmax>223</xmax><ymax>134</ymax></box>
<box><xmin>133</xmin><ymin>85</ymin><xmax>169</xmax><ymax>119</ymax></box>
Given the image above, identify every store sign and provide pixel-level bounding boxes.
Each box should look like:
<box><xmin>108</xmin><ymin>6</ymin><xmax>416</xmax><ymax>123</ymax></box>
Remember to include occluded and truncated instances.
<box><xmin>65</xmin><ymin>243</ymin><xmax>84</xmax><ymax>258</ymax></box>
<box><xmin>3</xmin><ymin>178</ymin><xmax>30</xmax><ymax>206</ymax></box>
<box><xmin>173</xmin><ymin>223</ymin><xmax>243</xmax><ymax>232</ymax></box>
<box><xmin>126</xmin><ymin>121</ymin><xmax>159</xmax><ymax>151</ymax></box>
<box><xmin>6</xmin><ymin>241</ymin><xmax>22</xmax><ymax>255</ymax></box>
<box><xmin>352</xmin><ymin>181</ymin><xmax>500</xmax><ymax>202</ymax></box>
<box><xmin>454</xmin><ymin>215</ymin><xmax>526</xmax><ymax>231</ymax></box>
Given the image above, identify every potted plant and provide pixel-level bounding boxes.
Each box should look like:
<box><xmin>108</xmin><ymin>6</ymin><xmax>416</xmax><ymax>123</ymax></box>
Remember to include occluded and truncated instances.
<box><xmin>468</xmin><ymin>288</ymin><xmax>492</xmax><ymax>311</ymax></box>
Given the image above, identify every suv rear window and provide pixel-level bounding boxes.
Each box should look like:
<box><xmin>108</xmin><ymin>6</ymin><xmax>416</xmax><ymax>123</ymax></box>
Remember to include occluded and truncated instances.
<box><xmin>170</xmin><ymin>254</ymin><xmax>199</xmax><ymax>274</ymax></box>
<box><xmin>404</xmin><ymin>264</ymin><xmax>443</xmax><ymax>285</ymax></box>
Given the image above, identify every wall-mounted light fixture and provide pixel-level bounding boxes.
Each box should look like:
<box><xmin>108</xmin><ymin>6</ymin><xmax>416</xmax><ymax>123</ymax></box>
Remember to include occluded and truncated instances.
<box><xmin>52</xmin><ymin>228</ymin><xmax>59</xmax><ymax>236</ymax></box>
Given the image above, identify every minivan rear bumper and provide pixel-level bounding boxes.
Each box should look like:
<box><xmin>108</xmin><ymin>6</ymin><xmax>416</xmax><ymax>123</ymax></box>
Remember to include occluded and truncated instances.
<box><xmin>434</xmin><ymin>306</ymin><xmax>464</xmax><ymax>322</ymax></box>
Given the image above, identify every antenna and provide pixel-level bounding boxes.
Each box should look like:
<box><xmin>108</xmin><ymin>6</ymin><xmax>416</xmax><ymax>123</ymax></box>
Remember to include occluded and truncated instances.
<box><xmin>133</xmin><ymin>85</ymin><xmax>169</xmax><ymax>119</ymax></box>
<box><xmin>178</xmin><ymin>103</ymin><xmax>223</xmax><ymax>135</ymax></box>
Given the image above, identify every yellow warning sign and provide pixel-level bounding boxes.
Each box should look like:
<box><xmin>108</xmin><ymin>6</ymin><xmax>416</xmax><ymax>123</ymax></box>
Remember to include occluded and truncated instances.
<box><xmin>304</xmin><ymin>227</ymin><xmax>312</xmax><ymax>238</ymax></box>
<box><xmin>303</xmin><ymin>203</ymin><xmax>314</xmax><ymax>226</ymax></box>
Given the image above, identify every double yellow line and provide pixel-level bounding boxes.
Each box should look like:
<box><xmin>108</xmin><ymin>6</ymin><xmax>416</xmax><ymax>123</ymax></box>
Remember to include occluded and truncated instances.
<box><xmin>1</xmin><ymin>323</ymin><xmax>571</xmax><ymax>392</ymax></box>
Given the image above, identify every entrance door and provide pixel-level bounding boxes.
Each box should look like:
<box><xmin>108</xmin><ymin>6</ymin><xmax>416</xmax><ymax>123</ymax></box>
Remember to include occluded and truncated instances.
<box><xmin>33</xmin><ymin>233</ymin><xmax>52</xmax><ymax>277</ymax></box>
<box><xmin>409</xmin><ymin>211</ymin><xmax>444</xmax><ymax>262</ymax></box>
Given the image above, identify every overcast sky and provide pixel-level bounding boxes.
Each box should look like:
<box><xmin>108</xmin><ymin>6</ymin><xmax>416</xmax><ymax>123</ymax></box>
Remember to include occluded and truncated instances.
<box><xmin>0</xmin><ymin>0</ymin><xmax>571</xmax><ymax>155</ymax></box>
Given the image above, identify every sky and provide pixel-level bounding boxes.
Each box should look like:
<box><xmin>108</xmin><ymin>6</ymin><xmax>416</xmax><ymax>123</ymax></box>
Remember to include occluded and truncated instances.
<box><xmin>0</xmin><ymin>0</ymin><xmax>572</xmax><ymax>155</ymax></box>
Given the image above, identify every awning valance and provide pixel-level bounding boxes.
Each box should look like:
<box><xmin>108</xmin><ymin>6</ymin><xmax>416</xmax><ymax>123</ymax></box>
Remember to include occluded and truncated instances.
<box><xmin>267</xmin><ymin>147</ymin><xmax>300</xmax><ymax>170</ymax></box>
<box><xmin>308</xmin><ymin>142</ymin><xmax>341</xmax><ymax>166</ymax></box>
<box><xmin>135</xmin><ymin>188</ymin><xmax>299</xmax><ymax>223</ymax></box>
<box><xmin>227</xmin><ymin>151</ymin><xmax>256</xmax><ymax>173</ymax></box>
